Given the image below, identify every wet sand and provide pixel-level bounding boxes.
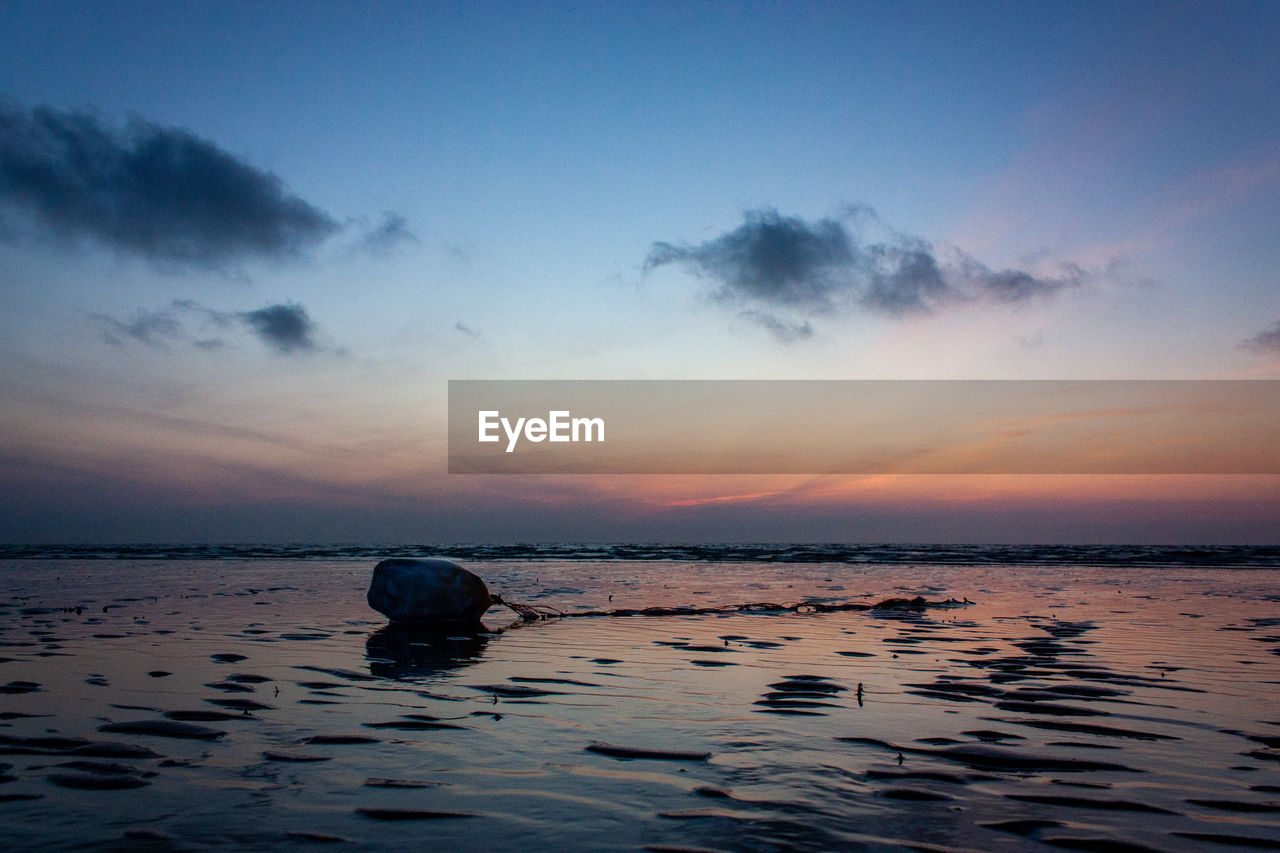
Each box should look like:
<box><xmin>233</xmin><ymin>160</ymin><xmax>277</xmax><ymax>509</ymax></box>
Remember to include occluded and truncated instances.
<box><xmin>1</xmin><ymin>556</ymin><xmax>1279</xmax><ymax>851</ymax></box>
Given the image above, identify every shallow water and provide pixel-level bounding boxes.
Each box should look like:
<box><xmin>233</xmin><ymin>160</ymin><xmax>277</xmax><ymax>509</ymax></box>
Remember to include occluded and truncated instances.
<box><xmin>2</xmin><ymin>556</ymin><xmax>1279</xmax><ymax>851</ymax></box>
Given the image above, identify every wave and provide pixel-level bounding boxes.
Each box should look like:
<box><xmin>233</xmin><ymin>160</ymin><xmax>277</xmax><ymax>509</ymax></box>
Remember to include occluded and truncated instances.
<box><xmin>2</xmin><ymin>542</ymin><xmax>1278</xmax><ymax>567</ymax></box>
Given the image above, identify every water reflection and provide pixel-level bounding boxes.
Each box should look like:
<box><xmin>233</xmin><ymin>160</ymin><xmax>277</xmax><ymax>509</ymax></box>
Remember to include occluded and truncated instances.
<box><xmin>364</xmin><ymin>622</ymin><xmax>493</xmax><ymax>679</ymax></box>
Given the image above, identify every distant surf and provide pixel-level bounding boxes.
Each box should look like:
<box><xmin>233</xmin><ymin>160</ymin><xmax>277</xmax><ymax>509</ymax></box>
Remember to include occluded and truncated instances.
<box><xmin>4</xmin><ymin>541</ymin><xmax>1279</xmax><ymax>567</ymax></box>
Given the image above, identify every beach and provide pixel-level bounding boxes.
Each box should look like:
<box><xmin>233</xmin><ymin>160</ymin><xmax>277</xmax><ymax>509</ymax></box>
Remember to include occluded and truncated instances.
<box><xmin>2</xmin><ymin>547</ymin><xmax>1279</xmax><ymax>851</ymax></box>
<box><xmin>6</xmin><ymin>5</ymin><xmax>1280</xmax><ymax>850</ymax></box>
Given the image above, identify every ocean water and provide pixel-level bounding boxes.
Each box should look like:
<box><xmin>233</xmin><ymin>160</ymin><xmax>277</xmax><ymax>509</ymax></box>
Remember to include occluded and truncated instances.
<box><xmin>1</xmin><ymin>547</ymin><xmax>1279</xmax><ymax>851</ymax></box>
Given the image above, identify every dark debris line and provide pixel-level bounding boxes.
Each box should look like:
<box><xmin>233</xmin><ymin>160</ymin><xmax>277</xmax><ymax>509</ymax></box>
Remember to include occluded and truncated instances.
<box><xmin>492</xmin><ymin>594</ymin><xmax>975</xmax><ymax>622</ymax></box>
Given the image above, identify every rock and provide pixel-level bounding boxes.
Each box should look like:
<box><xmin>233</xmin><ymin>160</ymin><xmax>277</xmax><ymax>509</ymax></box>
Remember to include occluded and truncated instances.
<box><xmin>366</xmin><ymin>558</ymin><xmax>493</xmax><ymax>625</ymax></box>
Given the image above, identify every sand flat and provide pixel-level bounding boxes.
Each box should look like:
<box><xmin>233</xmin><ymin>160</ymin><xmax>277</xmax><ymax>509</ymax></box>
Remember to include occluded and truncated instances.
<box><xmin>0</xmin><ymin>551</ymin><xmax>1278</xmax><ymax>850</ymax></box>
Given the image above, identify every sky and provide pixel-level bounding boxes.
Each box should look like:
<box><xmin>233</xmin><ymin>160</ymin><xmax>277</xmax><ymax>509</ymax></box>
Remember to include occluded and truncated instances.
<box><xmin>1</xmin><ymin>0</ymin><xmax>1278</xmax><ymax>544</ymax></box>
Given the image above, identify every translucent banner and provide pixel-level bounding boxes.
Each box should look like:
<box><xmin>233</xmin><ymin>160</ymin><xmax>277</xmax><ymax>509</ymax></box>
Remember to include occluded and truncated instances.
<box><xmin>447</xmin><ymin>380</ymin><xmax>1280</xmax><ymax>474</ymax></box>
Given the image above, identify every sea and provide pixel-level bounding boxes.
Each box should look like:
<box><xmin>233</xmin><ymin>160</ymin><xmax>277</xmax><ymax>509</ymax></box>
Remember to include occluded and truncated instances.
<box><xmin>1</xmin><ymin>544</ymin><xmax>1278</xmax><ymax>851</ymax></box>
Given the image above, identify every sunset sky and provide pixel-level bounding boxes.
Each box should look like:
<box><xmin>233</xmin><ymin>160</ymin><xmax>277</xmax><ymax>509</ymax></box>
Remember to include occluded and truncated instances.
<box><xmin>2</xmin><ymin>0</ymin><xmax>1278</xmax><ymax>544</ymax></box>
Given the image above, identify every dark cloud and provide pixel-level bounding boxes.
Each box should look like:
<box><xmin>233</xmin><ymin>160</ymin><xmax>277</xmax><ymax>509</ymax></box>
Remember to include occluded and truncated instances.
<box><xmin>646</xmin><ymin>210</ymin><xmax>853</xmax><ymax>311</ymax></box>
<box><xmin>739</xmin><ymin>311</ymin><xmax>813</xmax><ymax>344</ymax></box>
<box><xmin>645</xmin><ymin>207</ymin><xmax>1089</xmax><ymax>330</ymax></box>
<box><xmin>953</xmin><ymin>251</ymin><xmax>1085</xmax><ymax>305</ymax></box>
<box><xmin>237</xmin><ymin>303</ymin><xmax>316</xmax><ymax>353</ymax></box>
<box><xmin>1241</xmin><ymin>321</ymin><xmax>1280</xmax><ymax>354</ymax></box>
<box><xmin>860</xmin><ymin>237</ymin><xmax>948</xmax><ymax>316</ymax></box>
<box><xmin>0</xmin><ymin>101</ymin><xmax>338</xmax><ymax>265</ymax></box>
<box><xmin>92</xmin><ymin>299</ymin><xmax>322</xmax><ymax>355</ymax></box>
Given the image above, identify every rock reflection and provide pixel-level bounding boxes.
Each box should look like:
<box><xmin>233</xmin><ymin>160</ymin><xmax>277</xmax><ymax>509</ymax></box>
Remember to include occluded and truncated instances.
<box><xmin>365</xmin><ymin>623</ymin><xmax>492</xmax><ymax>679</ymax></box>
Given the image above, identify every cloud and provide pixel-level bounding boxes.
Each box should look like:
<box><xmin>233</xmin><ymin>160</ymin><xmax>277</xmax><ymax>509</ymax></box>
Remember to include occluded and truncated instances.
<box><xmin>953</xmin><ymin>250</ymin><xmax>1085</xmax><ymax>305</ymax></box>
<box><xmin>238</xmin><ymin>303</ymin><xmax>316</xmax><ymax>353</ymax></box>
<box><xmin>454</xmin><ymin>321</ymin><xmax>481</xmax><ymax>338</ymax></box>
<box><xmin>357</xmin><ymin>212</ymin><xmax>417</xmax><ymax>254</ymax></box>
<box><xmin>646</xmin><ymin>210</ymin><xmax>854</xmax><ymax>311</ymax></box>
<box><xmin>92</xmin><ymin>299</ymin><xmax>323</xmax><ymax>355</ymax></box>
<box><xmin>93</xmin><ymin>304</ymin><xmax>190</xmax><ymax>348</ymax></box>
<box><xmin>0</xmin><ymin>101</ymin><xmax>338</xmax><ymax>265</ymax></box>
<box><xmin>738</xmin><ymin>311</ymin><xmax>814</xmax><ymax>344</ymax></box>
<box><xmin>645</xmin><ymin>206</ymin><xmax>1089</xmax><ymax>328</ymax></box>
<box><xmin>859</xmin><ymin>235</ymin><xmax>948</xmax><ymax>316</ymax></box>
<box><xmin>1241</xmin><ymin>321</ymin><xmax>1280</xmax><ymax>354</ymax></box>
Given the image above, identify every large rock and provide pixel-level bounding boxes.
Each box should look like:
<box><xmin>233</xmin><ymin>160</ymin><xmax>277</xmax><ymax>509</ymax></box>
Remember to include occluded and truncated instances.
<box><xmin>366</xmin><ymin>558</ymin><xmax>493</xmax><ymax>625</ymax></box>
